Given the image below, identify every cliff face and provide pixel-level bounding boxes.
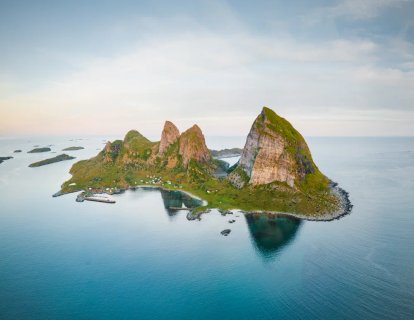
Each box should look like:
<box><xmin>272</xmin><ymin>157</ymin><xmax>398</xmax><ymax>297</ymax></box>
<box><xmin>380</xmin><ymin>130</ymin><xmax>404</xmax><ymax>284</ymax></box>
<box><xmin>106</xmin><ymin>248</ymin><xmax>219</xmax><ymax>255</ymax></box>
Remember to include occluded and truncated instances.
<box><xmin>229</xmin><ymin>107</ymin><xmax>318</xmax><ymax>188</ymax></box>
<box><xmin>159</xmin><ymin>121</ymin><xmax>180</xmax><ymax>155</ymax></box>
<box><xmin>178</xmin><ymin>125</ymin><xmax>211</xmax><ymax>166</ymax></box>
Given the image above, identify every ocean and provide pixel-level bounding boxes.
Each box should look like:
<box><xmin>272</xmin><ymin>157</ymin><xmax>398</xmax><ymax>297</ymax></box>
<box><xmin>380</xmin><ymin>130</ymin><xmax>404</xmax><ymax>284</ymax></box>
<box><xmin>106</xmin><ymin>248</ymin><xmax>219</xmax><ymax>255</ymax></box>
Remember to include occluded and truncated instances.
<box><xmin>0</xmin><ymin>136</ymin><xmax>413</xmax><ymax>319</ymax></box>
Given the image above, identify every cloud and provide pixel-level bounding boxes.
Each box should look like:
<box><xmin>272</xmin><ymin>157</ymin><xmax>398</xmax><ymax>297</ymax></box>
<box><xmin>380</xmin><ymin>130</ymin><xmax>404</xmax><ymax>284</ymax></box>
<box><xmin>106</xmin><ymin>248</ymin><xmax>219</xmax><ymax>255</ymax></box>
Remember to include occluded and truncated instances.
<box><xmin>0</xmin><ymin>4</ymin><xmax>413</xmax><ymax>137</ymax></box>
<box><xmin>317</xmin><ymin>0</ymin><xmax>413</xmax><ymax>20</ymax></box>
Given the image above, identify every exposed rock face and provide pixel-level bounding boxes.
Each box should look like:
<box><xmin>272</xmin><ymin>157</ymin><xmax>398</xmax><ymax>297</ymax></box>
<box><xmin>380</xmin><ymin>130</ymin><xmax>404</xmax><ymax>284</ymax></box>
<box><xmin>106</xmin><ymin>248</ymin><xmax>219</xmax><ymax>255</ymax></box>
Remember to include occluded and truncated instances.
<box><xmin>229</xmin><ymin>107</ymin><xmax>317</xmax><ymax>188</ymax></box>
<box><xmin>103</xmin><ymin>141</ymin><xmax>121</xmax><ymax>163</ymax></box>
<box><xmin>103</xmin><ymin>142</ymin><xmax>113</xmax><ymax>163</ymax></box>
<box><xmin>178</xmin><ymin>125</ymin><xmax>211</xmax><ymax>166</ymax></box>
<box><xmin>159</xmin><ymin>121</ymin><xmax>180</xmax><ymax>155</ymax></box>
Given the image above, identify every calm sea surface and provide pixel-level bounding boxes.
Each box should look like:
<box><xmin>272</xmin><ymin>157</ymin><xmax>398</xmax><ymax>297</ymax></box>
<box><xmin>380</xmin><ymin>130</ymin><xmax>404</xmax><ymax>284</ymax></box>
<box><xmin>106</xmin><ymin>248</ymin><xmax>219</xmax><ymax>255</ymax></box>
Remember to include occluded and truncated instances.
<box><xmin>0</xmin><ymin>136</ymin><xmax>413</xmax><ymax>319</ymax></box>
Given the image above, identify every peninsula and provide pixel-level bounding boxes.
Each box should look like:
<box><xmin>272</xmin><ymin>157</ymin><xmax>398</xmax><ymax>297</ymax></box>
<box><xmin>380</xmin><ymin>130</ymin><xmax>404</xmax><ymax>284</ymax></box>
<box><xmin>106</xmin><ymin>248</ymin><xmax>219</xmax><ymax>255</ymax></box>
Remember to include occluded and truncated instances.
<box><xmin>59</xmin><ymin>107</ymin><xmax>351</xmax><ymax>220</ymax></box>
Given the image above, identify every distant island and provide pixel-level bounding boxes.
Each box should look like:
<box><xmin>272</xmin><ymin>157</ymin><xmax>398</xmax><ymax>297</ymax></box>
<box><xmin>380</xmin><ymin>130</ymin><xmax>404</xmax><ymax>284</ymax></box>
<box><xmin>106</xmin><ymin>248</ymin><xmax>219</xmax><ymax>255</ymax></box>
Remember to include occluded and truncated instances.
<box><xmin>29</xmin><ymin>154</ymin><xmax>75</xmax><ymax>167</ymax></box>
<box><xmin>28</xmin><ymin>147</ymin><xmax>51</xmax><ymax>153</ymax></box>
<box><xmin>62</xmin><ymin>146</ymin><xmax>84</xmax><ymax>151</ymax></box>
<box><xmin>210</xmin><ymin>148</ymin><xmax>242</xmax><ymax>158</ymax></box>
<box><xmin>59</xmin><ymin>107</ymin><xmax>351</xmax><ymax>220</ymax></box>
<box><xmin>0</xmin><ymin>156</ymin><xmax>13</xmax><ymax>164</ymax></box>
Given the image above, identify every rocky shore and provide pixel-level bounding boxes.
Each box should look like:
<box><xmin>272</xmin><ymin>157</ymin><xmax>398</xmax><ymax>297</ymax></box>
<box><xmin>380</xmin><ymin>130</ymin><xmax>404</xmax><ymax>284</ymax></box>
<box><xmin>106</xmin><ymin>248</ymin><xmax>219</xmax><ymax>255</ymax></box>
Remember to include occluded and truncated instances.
<box><xmin>54</xmin><ymin>180</ymin><xmax>351</xmax><ymax>222</ymax></box>
<box><xmin>236</xmin><ymin>182</ymin><xmax>352</xmax><ymax>222</ymax></box>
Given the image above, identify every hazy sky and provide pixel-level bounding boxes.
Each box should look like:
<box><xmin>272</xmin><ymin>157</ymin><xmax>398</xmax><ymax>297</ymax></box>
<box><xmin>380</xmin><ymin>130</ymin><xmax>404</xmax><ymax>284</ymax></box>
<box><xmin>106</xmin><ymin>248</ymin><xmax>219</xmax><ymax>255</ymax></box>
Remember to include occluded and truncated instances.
<box><xmin>1</xmin><ymin>0</ymin><xmax>413</xmax><ymax>137</ymax></box>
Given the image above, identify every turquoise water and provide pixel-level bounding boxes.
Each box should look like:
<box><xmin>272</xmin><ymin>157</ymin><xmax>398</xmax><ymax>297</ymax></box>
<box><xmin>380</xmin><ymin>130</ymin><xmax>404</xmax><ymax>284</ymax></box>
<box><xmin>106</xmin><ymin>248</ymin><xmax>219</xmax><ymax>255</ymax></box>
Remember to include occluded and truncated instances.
<box><xmin>0</xmin><ymin>137</ymin><xmax>413</xmax><ymax>319</ymax></box>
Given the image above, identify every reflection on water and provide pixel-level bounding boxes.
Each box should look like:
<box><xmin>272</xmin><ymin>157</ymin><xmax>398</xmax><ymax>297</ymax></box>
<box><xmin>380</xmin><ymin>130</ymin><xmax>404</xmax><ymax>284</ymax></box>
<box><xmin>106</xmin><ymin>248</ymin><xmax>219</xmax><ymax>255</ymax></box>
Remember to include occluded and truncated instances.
<box><xmin>160</xmin><ymin>189</ymin><xmax>203</xmax><ymax>217</ymax></box>
<box><xmin>245</xmin><ymin>213</ymin><xmax>302</xmax><ymax>259</ymax></box>
<box><xmin>160</xmin><ymin>189</ymin><xmax>302</xmax><ymax>258</ymax></box>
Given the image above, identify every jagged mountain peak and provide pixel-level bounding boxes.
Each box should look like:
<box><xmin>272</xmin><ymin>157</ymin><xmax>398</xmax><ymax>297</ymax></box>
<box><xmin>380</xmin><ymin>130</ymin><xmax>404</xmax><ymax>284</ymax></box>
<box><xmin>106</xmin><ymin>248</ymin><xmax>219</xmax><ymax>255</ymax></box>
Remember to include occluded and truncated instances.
<box><xmin>159</xmin><ymin>121</ymin><xmax>180</xmax><ymax>155</ymax></box>
<box><xmin>179</xmin><ymin>124</ymin><xmax>211</xmax><ymax>167</ymax></box>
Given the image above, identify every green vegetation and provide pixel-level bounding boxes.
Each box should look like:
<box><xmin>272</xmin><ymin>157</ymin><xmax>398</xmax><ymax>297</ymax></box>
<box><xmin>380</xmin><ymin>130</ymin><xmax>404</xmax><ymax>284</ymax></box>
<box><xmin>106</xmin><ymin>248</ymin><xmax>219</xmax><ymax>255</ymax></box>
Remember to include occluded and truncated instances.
<box><xmin>29</xmin><ymin>154</ymin><xmax>75</xmax><ymax>167</ymax></box>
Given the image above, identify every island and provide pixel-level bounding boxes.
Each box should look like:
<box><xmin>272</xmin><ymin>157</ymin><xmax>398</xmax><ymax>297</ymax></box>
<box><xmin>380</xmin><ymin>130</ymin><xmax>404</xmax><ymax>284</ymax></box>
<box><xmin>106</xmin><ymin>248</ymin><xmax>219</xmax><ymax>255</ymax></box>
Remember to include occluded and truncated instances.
<box><xmin>58</xmin><ymin>107</ymin><xmax>351</xmax><ymax>220</ymax></box>
<box><xmin>0</xmin><ymin>156</ymin><xmax>13</xmax><ymax>164</ymax></box>
<box><xmin>28</xmin><ymin>147</ymin><xmax>51</xmax><ymax>153</ymax></box>
<box><xmin>29</xmin><ymin>154</ymin><xmax>75</xmax><ymax>167</ymax></box>
<box><xmin>210</xmin><ymin>148</ymin><xmax>243</xmax><ymax>159</ymax></box>
<box><xmin>62</xmin><ymin>146</ymin><xmax>84</xmax><ymax>151</ymax></box>
<box><xmin>210</xmin><ymin>148</ymin><xmax>242</xmax><ymax>158</ymax></box>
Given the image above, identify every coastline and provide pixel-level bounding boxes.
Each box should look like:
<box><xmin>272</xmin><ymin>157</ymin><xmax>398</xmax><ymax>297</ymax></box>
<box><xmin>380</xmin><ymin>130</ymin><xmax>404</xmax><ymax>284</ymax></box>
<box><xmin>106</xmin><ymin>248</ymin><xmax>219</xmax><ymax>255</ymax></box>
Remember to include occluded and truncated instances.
<box><xmin>235</xmin><ymin>184</ymin><xmax>353</xmax><ymax>222</ymax></box>
<box><xmin>54</xmin><ymin>182</ymin><xmax>351</xmax><ymax>222</ymax></box>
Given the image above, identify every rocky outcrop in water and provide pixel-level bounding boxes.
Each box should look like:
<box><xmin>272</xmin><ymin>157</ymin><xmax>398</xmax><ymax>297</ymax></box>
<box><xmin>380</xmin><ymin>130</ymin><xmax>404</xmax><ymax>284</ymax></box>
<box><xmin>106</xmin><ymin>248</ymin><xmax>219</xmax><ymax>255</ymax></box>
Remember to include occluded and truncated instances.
<box><xmin>0</xmin><ymin>156</ymin><xmax>13</xmax><ymax>164</ymax></box>
<box><xmin>62</xmin><ymin>146</ymin><xmax>84</xmax><ymax>151</ymax></box>
<box><xmin>28</xmin><ymin>147</ymin><xmax>51</xmax><ymax>153</ymax></box>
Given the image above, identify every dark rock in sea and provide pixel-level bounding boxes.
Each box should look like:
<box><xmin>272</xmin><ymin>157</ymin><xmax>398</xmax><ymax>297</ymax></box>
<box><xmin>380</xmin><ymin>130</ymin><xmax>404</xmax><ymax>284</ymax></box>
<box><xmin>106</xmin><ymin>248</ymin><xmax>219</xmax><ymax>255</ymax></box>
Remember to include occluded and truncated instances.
<box><xmin>0</xmin><ymin>156</ymin><xmax>13</xmax><ymax>164</ymax></box>
<box><xmin>52</xmin><ymin>190</ymin><xmax>64</xmax><ymax>197</ymax></box>
<box><xmin>111</xmin><ymin>188</ymin><xmax>125</xmax><ymax>194</ymax></box>
<box><xmin>28</xmin><ymin>147</ymin><xmax>51</xmax><ymax>153</ymax></box>
<box><xmin>62</xmin><ymin>146</ymin><xmax>84</xmax><ymax>151</ymax></box>
<box><xmin>29</xmin><ymin>154</ymin><xmax>75</xmax><ymax>167</ymax></box>
<box><xmin>220</xmin><ymin>229</ymin><xmax>231</xmax><ymax>236</ymax></box>
<box><xmin>219</xmin><ymin>209</ymin><xmax>233</xmax><ymax>216</ymax></box>
<box><xmin>187</xmin><ymin>208</ymin><xmax>211</xmax><ymax>221</ymax></box>
<box><xmin>14</xmin><ymin>150</ymin><xmax>22</xmax><ymax>153</ymax></box>
<box><xmin>76</xmin><ymin>192</ymin><xmax>86</xmax><ymax>202</ymax></box>
<box><xmin>228</xmin><ymin>219</ymin><xmax>236</xmax><ymax>223</ymax></box>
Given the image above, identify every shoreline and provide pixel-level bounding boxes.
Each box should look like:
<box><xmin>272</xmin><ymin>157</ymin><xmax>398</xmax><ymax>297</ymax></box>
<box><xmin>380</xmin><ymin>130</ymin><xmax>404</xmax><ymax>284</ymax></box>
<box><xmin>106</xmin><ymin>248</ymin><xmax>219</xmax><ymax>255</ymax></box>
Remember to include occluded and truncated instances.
<box><xmin>54</xmin><ymin>182</ymin><xmax>352</xmax><ymax>222</ymax></box>
<box><xmin>234</xmin><ymin>184</ymin><xmax>352</xmax><ymax>222</ymax></box>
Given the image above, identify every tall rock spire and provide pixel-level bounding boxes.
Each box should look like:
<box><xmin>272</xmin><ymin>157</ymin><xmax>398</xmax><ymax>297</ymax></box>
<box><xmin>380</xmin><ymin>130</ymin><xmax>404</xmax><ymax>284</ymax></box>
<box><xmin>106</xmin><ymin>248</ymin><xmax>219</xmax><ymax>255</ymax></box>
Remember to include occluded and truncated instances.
<box><xmin>159</xmin><ymin>121</ymin><xmax>180</xmax><ymax>155</ymax></box>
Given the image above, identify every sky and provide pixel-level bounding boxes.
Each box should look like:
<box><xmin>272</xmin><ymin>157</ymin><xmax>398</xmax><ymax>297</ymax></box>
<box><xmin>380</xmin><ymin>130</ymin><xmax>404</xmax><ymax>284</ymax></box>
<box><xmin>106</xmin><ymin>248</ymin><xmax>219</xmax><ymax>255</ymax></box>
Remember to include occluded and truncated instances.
<box><xmin>0</xmin><ymin>0</ymin><xmax>413</xmax><ymax>137</ymax></box>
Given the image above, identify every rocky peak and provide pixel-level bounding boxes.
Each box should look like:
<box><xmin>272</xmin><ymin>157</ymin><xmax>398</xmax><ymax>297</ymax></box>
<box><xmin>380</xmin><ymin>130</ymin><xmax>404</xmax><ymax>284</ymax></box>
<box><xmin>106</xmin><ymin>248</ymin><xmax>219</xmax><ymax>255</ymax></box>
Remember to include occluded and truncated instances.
<box><xmin>178</xmin><ymin>124</ymin><xmax>211</xmax><ymax>166</ymax></box>
<box><xmin>229</xmin><ymin>107</ymin><xmax>317</xmax><ymax>188</ymax></box>
<box><xmin>159</xmin><ymin>121</ymin><xmax>180</xmax><ymax>155</ymax></box>
<box><xmin>102</xmin><ymin>140</ymin><xmax>122</xmax><ymax>163</ymax></box>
